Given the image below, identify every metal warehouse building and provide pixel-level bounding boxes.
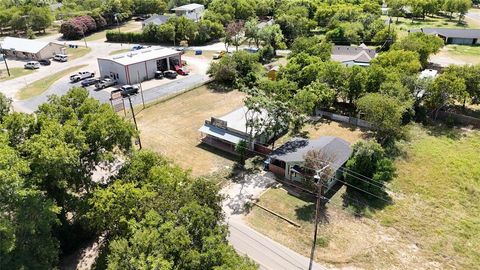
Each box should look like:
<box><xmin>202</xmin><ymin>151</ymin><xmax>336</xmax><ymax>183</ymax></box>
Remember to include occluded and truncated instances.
<box><xmin>97</xmin><ymin>47</ymin><xmax>182</xmax><ymax>85</ymax></box>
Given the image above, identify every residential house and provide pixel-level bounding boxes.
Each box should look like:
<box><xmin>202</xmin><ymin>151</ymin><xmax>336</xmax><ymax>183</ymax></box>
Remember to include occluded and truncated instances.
<box><xmin>0</xmin><ymin>37</ymin><xmax>65</xmax><ymax>60</ymax></box>
<box><xmin>409</xmin><ymin>28</ymin><xmax>480</xmax><ymax>45</ymax></box>
<box><xmin>331</xmin><ymin>44</ymin><xmax>377</xmax><ymax>67</ymax></box>
<box><xmin>171</xmin><ymin>3</ymin><xmax>205</xmax><ymax>22</ymax></box>
<box><xmin>198</xmin><ymin>106</ymin><xmax>279</xmax><ymax>155</ymax></box>
<box><xmin>265</xmin><ymin>136</ymin><xmax>352</xmax><ymax>190</ymax></box>
<box><xmin>142</xmin><ymin>14</ymin><xmax>171</xmax><ymax>28</ymax></box>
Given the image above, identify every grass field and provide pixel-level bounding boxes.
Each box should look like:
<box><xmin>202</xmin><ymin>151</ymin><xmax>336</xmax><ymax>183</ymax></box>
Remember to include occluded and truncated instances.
<box><xmin>0</xmin><ymin>67</ymin><xmax>35</xmax><ymax>82</ymax></box>
<box><xmin>109</xmin><ymin>49</ymin><xmax>130</xmax><ymax>55</ymax></box>
<box><xmin>136</xmin><ymin>85</ymin><xmax>246</xmax><ymax>176</ymax></box>
<box><xmin>246</xmin><ymin>124</ymin><xmax>480</xmax><ymax>269</ymax></box>
<box><xmin>67</xmin><ymin>47</ymin><xmax>92</xmax><ymax>61</ymax></box>
<box><xmin>445</xmin><ymin>44</ymin><xmax>480</xmax><ymax>56</ymax></box>
<box><xmin>85</xmin><ymin>21</ymin><xmax>142</xmax><ymax>42</ymax></box>
<box><xmin>17</xmin><ymin>64</ymin><xmax>87</xmax><ymax>100</ymax></box>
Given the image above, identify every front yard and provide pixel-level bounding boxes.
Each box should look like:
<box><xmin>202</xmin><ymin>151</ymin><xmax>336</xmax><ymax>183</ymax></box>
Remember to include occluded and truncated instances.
<box><xmin>136</xmin><ymin>85</ymin><xmax>246</xmax><ymax>177</ymax></box>
<box><xmin>246</xmin><ymin>124</ymin><xmax>480</xmax><ymax>269</ymax></box>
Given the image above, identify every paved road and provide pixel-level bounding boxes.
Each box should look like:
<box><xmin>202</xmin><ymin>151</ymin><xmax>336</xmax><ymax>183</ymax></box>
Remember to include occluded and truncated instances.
<box><xmin>15</xmin><ymin>73</ymin><xmax>210</xmax><ymax>113</ymax></box>
<box><xmin>221</xmin><ymin>173</ymin><xmax>328</xmax><ymax>270</ymax></box>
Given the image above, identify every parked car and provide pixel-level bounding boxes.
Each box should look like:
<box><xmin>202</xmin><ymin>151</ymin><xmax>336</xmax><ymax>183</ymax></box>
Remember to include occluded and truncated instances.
<box><xmin>212</xmin><ymin>51</ymin><xmax>226</xmax><ymax>59</ymax></box>
<box><xmin>154</xmin><ymin>71</ymin><xmax>164</xmax><ymax>79</ymax></box>
<box><xmin>70</xmin><ymin>71</ymin><xmax>95</xmax><ymax>83</ymax></box>
<box><xmin>38</xmin><ymin>59</ymin><xmax>51</xmax><ymax>66</ymax></box>
<box><xmin>81</xmin><ymin>78</ymin><xmax>100</xmax><ymax>87</ymax></box>
<box><xmin>175</xmin><ymin>65</ymin><xmax>190</xmax><ymax>76</ymax></box>
<box><xmin>53</xmin><ymin>54</ymin><xmax>68</xmax><ymax>62</ymax></box>
<box><xmin>132</xmin><ymin>45</ymin><xmax>145</xmax><ymax>51</ymax></box>
<box><xmin>120</xmin><ymin>85</ymin><xmax>139</xmax><ymax>97</ymax></box>
<box><xmin>95</xmin><ymin>78</ymin><xmax>117</xmax><ymax>89</ymax></box>
<box><xmin>24</xmin><ymin>61</ymin><xmax>40</xmax><ymax>69</ymax></box>
<box><xmin>163</xmin><ymin>70</ymin><xmax>177</xmax><ymax>79</ymax></box>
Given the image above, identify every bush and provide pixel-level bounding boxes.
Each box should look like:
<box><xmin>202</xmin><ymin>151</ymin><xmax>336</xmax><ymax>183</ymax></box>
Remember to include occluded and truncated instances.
<box><xmin>106</xmin><ymin>31</ymin><xmax>144</xmax><ymax>43</ymax></box>
<box><xmin>92</xmin><ymin>14</ymin><xmax>107</xmax><ymax>29</ymax></box>
<box><xmin>60</xmin><ymin>15</ymin><xmax>97</xmax><ymax>40</ymax></box>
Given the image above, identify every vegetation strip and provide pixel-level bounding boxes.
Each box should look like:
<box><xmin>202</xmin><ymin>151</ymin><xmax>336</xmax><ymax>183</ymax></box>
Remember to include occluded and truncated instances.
<box><xmin>17</xmin><ymin>65</ymin><xmax>88</xmax><ymax>100</ymax></box>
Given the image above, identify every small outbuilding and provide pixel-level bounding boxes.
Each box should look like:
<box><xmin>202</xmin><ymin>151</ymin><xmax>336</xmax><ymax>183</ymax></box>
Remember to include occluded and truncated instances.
<box><xmin>265</xmin><ymin>136</ymin><xmax>352</xmax><ymax>190</ymax></box>
<box><xmin>409</xmin><ymin>28</ymin><xmax>480</xmax><ymax>45</ymax></box>
<box><xmin>97</xmin><ymin>47</ymin><xmax>182</xmax><ymax>85</ymax></box>
<box><xmin>0</xmin><ymin>37</ymin><xmax>65</xmax><ymax>60</ymax></box>
<box><xmin>171</xmin><ymin>3</ymin><xmax>204</xmax><ymax>22</ymax></box>
<box><xmin>142</xmin><ymin>14</ymin><xmax>172</xmax><ymax>28</ymax></box>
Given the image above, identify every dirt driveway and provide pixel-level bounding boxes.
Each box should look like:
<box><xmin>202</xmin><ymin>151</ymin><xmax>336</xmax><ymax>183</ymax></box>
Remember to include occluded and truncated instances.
<box><xmin>136</xmin><ymin>85</ymin><xmax>246</xmax><ymax>176</ymax></box>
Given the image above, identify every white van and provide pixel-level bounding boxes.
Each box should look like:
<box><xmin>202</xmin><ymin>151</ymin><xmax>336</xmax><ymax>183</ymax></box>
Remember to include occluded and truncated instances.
<box><xmin>53</xmin><ymin>54</ymin><xmax>68</xmax><ymax>62</ymax></box>
<box><xmin>24</xmin><ymin>61</ymin><xmax>40</xmax><ymax>69</ymax></box>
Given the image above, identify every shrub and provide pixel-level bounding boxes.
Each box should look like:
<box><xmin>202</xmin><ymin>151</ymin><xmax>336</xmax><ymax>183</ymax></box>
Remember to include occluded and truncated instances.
<box><xmin>92</xmin><ymin>14</ymin><xmax>107</xmax><ymax>29</ymax></box>
<box><xmin>106</xmin><ymin>31</ymin><xmax>144</xmax><ymax>43</ymax></box>
<box><xmin>60</xmin><ymin>15</ymin><xmax>97</xmax><ymax>40</ymax></box>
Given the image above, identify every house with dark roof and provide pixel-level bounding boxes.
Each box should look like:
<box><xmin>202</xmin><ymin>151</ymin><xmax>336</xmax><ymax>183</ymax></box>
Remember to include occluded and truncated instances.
<box><xmin>142</xmin><ymin>14</ymin><xmax>172</xmax><ymax>28</ymax></box>
<box><xmin>265</xmin><ymin>137</ymin><xmax>352</xmax><ymax>190</ymax></box>
<box><xmin>409</xmin><ymin>28</ymin><xmax>480</xmax><ymax>45</ymax></box>
<box><xmin>331</xmin><ymin>44</ymin><xmax>377</xmax><ymax>67</ymax></box>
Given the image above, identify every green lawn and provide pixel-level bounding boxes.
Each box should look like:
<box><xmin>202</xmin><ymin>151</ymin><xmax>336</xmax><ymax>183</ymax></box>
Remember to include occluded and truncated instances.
<box><xmin>0</xmin><ymin>67</ymin><xmax>35</xmax><ymax>82</ymax></box>
<box><xmin>375</xmin><ymin>124</ymin><xmax>480</xmax><ymax>269</ymax></box>
<box><xmin>85</xmin><ymin>21</ymin><xmax>142</xmax><ymax>42</ymax></box>
<box><xmin>67</xmin><ymin>47</ymin><xmax>92</xmax><ymax>61</ymax></box>
<box><xmin>246</xmin><ymin>124</ymin><xmax>480</xmax><ymax>269</ymax></box>
<box><xmin>109</xmin><ymin>49</ymin><xmax>130</xmax><ymax>55</ymax></box>
<box><xmin>17</xmin><ymin>64</ymin><xmax>88</xmax><ymax>100</ymax></box>
<box><xmin>445</xmin><ymin>44</ymin><xmax>480</xmax><ymax>56</ymax></box>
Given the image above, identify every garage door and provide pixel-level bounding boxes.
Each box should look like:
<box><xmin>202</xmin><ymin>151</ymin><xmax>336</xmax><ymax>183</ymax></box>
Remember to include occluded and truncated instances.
<box><xmin>449</xmin><ymin>38</ymin><xmax>474</xmax><ymax>45</ymax></box>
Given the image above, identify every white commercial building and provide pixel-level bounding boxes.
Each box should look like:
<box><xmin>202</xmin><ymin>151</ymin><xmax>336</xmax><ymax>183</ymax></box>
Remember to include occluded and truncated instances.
<box><xmin>97</xmin><ymin>47</ymin><xmax>182</xmax><ymax>85</ymax></box>
<box><xmin>171</xmin><ymin>3</ymin><xmax>204</xmax><ymax>22</ymax></box>
<box><xmin>0</xmin><ymin>37</ymin><xmax>65</xmax><ymax>60</ymax></box>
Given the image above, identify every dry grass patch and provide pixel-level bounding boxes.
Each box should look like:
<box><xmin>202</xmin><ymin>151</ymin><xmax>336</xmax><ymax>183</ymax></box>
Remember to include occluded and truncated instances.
<box><xmin>0</xmin><ymin>67</ymin><xmax>35</xmax><ymax>82</ymax></box>
<box><xmin>136</xmin><ymin>85</ymin><xmax>246</xmax><ymax>177</ymax></box>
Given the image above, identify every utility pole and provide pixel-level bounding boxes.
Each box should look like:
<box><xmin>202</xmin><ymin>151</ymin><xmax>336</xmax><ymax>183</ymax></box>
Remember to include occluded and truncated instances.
<box><xmin>308</xmin><ymin>165</ymin><xmax>329</xmax><ymax>270</ymax></box>
<box><xmin>137</xmin><ymin>71</ymin><xmax>145</xmax><ymax>109</ymax></box>
<box><xmin>127</xmin><ymin>95</ymin><xmax>142</xmax><ymax>149</ymax></box>
<box><xmin>0</xmin><ymin>44</ymin><xmax>11</xmax><ymax>76</ymax></box>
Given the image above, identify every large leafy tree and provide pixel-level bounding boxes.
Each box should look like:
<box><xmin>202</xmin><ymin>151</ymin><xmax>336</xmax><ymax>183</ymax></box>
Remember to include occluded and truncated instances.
<box><xmin>88</xmin><ymin>151</ymin><xmax>258</xmax><ymax>270</ymax></box>
<box><xmin>392</xmin><ymin>32</ymin><xmax>444</xmax><ymax>67</ymax></box>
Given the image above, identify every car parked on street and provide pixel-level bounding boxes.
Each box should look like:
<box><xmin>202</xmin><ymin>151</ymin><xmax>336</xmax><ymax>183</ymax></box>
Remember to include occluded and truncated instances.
<box><xmin>38</xmin><ymin>59</ymin><xmax>51</xmax><ymax>66</ymax></box>
<box><xmin>53</xmin><ymin>54</ymin><xmax>68</xmax><ymax>62</ymax></box>
<box><xmin>163</xmin><ymin>70</ymin><xmax>177</xmax><ymax>79</ymax></box>
<box><xmin>120</xmin><ymin>85</ymin><xmax>139</xmax><ymax>97</ymax></box>
<box><xmin>24</xmin><ymin>61</ymin><xmax>40</xmax><ymax>69</ymax></box>
<box><xmin>81</xmin><ymin>78</ymin><xmax>100</xmax><ymax>87</ymax></box>
<box><xmin>95</xmin><ymin>78</ymin><xmax>117</xmax><ymax>89</ymax></box>
<box><xmin>70</xmin><ymin>71</ymin><xmax>95</xmax><ymax>83</ymax></box>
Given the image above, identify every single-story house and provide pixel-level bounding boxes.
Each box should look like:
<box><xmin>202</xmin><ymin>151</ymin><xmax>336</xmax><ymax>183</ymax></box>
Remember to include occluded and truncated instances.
<box><xmin>0</xmin><ymin>37</ymin><xmax>65</xmax><ymax>60</ymax></box>
<box><xmin>409</xmin><ymin>28</ymin><xmax>480</xmax><ymax>45</ymax></box>
<box><xmin>265</xmin><ymin>136</ymin><xmax>352</xmax><ymax>190</ymax></box>
<box><xmin>142</xmin><ymin>14</ymin><xmax>171</xmax><ymax>28</ymax></box>
<box><xmin>97</xmin><ymin>47</ymin><xmax>182</xmax><ymax>84</ymax></box>
<box><xmin>331</xmin><ymin>44</ymin><xmax>377</xmax><ymax>67</ymax></box>
<box><xmin>199</xmin><ymin>106</ymin><xmax>278</xmax><ymax>155</ymax></box>
<box><xmin>171</xmin><ymin>3</ymin><xmax>204</xmax><ymax>22</ymax></box>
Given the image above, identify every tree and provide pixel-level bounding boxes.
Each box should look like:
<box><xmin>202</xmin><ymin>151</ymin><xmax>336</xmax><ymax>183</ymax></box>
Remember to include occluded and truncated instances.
<box><xmin>392</xmin><ymin>32</ymin><xmax>444</xmax><ymax>67</ymax></box>
<box><xmin>88</xmin><ymin>151</ymin><xmax>258</xmax><ymax>269</ymax></box>
<box><xmin>276</xmin><ymin>6</ymin><xmax>317</xmax><ymax>43</ymax></box>
<box><xmin>258</xmin><ymin>23</ymin><xmax>286</xmax><ymax>55</ymax></box>
<box><xmin>371</xmin><ymin>49</ymin><xmax>421</xmax><ymax>75</ymax></box>
<box><xmin>425</xmin><ymin>72</ymin><xmax>467</xmax><ymax>119</ymax></box>
<box><xmin>245</xmin><ymin>18</ymin><xmax>260</xmax><ymax>47</ymax></box>
<box><xmin>344</xmin><ymin>140</ymin><xmax>395</xmax><ymax>203</ymax></box>
<box><xmin>207</xmin><ymin>55</ymin><xmax>238</xmax><ymax>85</ymax></box>
<box><xmin>226</xmin><ymin>20</ymin><xmax>244</xmax><ymax>51</ymax></box>
<box><xmin>194</xmin><ymin>19</ymin><xmax>224</xmax><ymax>45</ymax></box>
<box><xmin>28</xmin><ymin>7</ymin><xmax>53</xmax><ymax>33</ymax></box>
<box><xmin>357</xmin><ymin>93</ymin><xmax>408</xmax><ymax>144</ymax></box>
<box><xmin>290</xmin><ymin>36</ymin><xmax>332</xmax><ymax>61</ymax></box>
<box><xmin>133</xmin><ymin>0</ymin><xmax>167</xmax><ymax>15</ymax></box>
<box><xmin>0</xmin><ymin>92</ymin><xmax>12</xmax><ymax>123</ymax></box>
<box><xmin>294</xmin><ymin>81</ymin><xmax>336</xmax><ymax>114</ymax></box>
<box><xmin>343</xmin><ymin>65</ymin><xmax>366</xmax><ymax>105</ymax></box>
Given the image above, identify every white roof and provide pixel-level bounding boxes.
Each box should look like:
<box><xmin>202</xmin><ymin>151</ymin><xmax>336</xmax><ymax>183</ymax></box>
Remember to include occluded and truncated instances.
<box><xmin>0</xmin><ymin>37</ymin><xmax>54</xmax><ymax>54</ymax></box>
<box><xmin>218</xmin><ymin>106</ymin><xmax>269</xmax><ymax>134</ymax></box>
<box><xmin>172</xmin><ymin>3</ymin><xmax>204</xmax><ymax>11</ymax></box>
<box><xmin>98</xmin><ymin>47</ymin><xmax>180</xmax><ymax>66</ymax></box>
<box><xmin>420</xmin><ymin>69</ymin><xmax>438</xmax><ymax>78</ymax></box>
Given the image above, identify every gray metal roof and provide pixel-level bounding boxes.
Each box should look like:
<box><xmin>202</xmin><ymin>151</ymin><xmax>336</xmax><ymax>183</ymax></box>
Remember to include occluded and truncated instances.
<box><xmin>0</xmin><ymin>37</ymin><xmax>55</xmax><ymax>54</ymax></box>
<box><xmin>331</xmin><ymin>45</ymin><xmax>376</xmax><ymax>63</ymax></box>
<box><xmin>198</xmin><ymin>124</ymin><xmax>246</xmax><ymax>144</ymax></box>
<box><xmin>143</xmin><ymin>15</ymin><xmax>171</xmax><ymax>26</ymax></box>
<box><xmin>171</xmin><ymin>3</ymin><xmax>204</xmax><ymax>11</ymax></box>
<box><xmin>270</xmin><ymin>137</ymin><xmax>352</xmax><ymax>171</ymax></box>
<box><xmin>409</xmin><ymin>28</ymin><xmax>480</xmax><ymax>39</ymax></box>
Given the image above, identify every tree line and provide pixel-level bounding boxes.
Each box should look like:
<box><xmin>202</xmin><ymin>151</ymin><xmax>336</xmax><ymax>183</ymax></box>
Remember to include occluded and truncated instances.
<box><xmin>0</xmin><ymin>88</ymin><xmax>257</xmax><ymax>270</ymax></box>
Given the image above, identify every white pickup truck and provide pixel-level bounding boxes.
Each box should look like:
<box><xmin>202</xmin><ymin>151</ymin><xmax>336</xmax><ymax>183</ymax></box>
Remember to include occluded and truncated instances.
<box><xmin>70</xmin><ymin>71</ymin><xmax>95</xmax><ymax>82</ymax></box>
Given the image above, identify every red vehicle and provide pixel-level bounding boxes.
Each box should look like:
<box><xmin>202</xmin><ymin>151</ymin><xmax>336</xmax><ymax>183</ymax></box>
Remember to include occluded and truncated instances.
<box><xmin>175</xmin><ymin>65</ymin><xmax>190</xmax><ymax>76</ymax></box>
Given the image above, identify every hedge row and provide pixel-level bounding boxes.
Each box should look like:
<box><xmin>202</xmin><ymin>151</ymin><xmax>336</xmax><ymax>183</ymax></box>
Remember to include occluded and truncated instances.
<box><xmin>106</xmin><ymin>31</ymin><xmax>144</xmax><ymax>43</ymax></box>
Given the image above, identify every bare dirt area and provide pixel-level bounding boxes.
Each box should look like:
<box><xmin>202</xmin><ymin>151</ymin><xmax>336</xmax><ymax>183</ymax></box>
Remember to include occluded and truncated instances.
<box><xmin>136</xmin><ymin>85</ymin><xmax>246</xmax><ymax>176</ymax></box>
<box><xmin>245</xmin><ymin>187</ymin><xmax>438</xmax><ymax>270</ymax></box>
